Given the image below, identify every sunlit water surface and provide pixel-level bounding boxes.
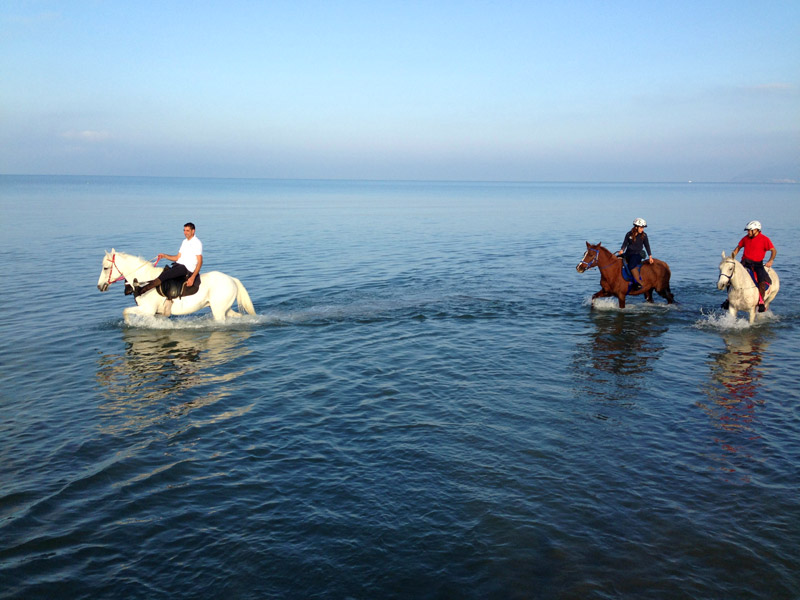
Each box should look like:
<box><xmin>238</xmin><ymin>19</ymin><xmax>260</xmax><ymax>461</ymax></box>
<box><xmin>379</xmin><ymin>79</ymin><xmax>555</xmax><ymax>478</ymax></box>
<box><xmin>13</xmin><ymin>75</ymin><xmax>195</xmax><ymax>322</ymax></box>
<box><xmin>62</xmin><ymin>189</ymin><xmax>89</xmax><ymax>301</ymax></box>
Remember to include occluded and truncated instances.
<box><xmin>1</xmin><ymin>177</ymin><xmax>799</xmax><ymax>599</ymax></box>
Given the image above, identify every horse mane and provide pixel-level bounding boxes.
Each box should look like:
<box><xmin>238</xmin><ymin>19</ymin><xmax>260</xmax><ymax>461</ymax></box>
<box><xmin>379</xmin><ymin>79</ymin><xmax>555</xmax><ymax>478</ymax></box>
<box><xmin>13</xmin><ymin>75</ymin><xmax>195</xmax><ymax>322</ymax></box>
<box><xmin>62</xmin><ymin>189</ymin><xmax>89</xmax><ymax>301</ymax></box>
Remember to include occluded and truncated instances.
<box><xmin>591</xmin><ymin>242</ymin><xmax>614</xmax><ymax>256</ymax></box>
<box><xmin>108</xmin><ymin>250</ymin><xmax>150</xmax><ymax>264</ymax></box>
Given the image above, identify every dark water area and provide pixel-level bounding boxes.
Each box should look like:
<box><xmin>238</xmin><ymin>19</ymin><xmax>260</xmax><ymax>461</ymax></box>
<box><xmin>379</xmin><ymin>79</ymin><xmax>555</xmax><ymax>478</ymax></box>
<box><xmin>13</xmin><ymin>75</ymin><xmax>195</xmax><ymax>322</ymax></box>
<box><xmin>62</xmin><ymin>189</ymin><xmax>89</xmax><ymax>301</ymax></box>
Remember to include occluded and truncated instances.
<box><xmin>1</xmin><ymin>176</ymin><xmax>799</xmax><ymax>599</ymax></box>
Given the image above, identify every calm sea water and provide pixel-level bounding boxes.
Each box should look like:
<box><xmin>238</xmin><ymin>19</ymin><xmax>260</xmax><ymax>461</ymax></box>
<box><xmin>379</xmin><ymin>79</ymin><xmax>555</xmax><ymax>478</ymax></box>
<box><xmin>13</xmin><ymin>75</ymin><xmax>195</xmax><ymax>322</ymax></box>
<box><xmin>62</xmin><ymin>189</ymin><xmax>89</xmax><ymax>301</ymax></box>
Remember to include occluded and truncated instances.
<box><xmin>1</xmin><ymin>176</ymin><xmax>799</xmax><ymax>599</ymax></box>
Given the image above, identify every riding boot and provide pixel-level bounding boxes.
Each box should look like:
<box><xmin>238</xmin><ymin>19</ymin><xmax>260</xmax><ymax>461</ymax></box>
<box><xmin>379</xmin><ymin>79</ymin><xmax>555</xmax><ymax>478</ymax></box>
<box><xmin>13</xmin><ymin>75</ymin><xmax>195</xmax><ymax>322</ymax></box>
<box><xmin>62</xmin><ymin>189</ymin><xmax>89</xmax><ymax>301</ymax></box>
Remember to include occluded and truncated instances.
<box><xmin>757</xmin><ymin>281</ymin><xmax>769</xmax><ymax>312</ymax></box>
<box><xmin>631</xmin><ymin>267</ymin><xmax>642</xmax><ymax>290</ymax></box>
<box><xmin>135</xmin><ymin>278</ymin><xmax>161</xmax><ymax>297</ymax></box>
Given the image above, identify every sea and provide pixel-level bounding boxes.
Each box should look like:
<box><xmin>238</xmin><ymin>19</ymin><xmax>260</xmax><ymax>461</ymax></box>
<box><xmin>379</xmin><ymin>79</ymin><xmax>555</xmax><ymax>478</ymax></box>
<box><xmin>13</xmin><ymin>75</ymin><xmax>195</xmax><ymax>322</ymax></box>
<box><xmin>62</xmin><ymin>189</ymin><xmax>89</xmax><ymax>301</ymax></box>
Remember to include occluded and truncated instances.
<box><xmin>1</xmin><ymin>175</ymin><xmax>799</xmax><ymax>599</ymax></box>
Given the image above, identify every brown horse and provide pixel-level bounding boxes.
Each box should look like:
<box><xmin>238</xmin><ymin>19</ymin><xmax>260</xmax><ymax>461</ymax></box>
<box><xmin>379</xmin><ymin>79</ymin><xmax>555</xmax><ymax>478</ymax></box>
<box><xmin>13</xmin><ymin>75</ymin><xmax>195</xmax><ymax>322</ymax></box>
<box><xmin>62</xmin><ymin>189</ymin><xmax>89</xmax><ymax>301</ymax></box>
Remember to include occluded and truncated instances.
<box><xmin>576</xmin><ymin>242</ymin><xmax>675</xmax><ymax>308</ymax></box>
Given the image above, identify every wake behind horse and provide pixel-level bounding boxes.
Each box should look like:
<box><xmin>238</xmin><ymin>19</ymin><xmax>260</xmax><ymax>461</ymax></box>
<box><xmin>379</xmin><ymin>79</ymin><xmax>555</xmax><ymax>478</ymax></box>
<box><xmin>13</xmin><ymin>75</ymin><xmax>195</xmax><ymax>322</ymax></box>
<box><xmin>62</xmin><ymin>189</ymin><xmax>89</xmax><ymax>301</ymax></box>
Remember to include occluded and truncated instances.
<box><xmin>98</xmin><ymin>250</ymin><xmax>256</xmax><ymax>323</ymax></box>
<box><xmin>576</xmin><ymin>242</ymin><xmax>675</xmax><ymax>309</ymax></box>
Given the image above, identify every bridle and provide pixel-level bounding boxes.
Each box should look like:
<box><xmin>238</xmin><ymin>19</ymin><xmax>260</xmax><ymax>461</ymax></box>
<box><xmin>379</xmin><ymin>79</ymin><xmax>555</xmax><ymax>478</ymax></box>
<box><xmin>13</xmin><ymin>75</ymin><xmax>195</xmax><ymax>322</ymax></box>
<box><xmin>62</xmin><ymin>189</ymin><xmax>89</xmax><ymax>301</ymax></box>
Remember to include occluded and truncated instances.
<box><xmin>719</xmin><ymin>258</ymin><xmax>757</xmax><ymax>290</ymax></box>
<box><xmin>105</xmin><ymin>253</ymin><xmax>127</xmax><ymax>286</ymax></box>
<box><xmin>718</xmin><ymin>258</ymin><xmax>736</xmax><ymax>283</ymax></box>
<box><xmin>578</xmin><ymin>248</ymin><xmax>599</xmax><ymax>269</ymax></box>
<box><xmin>579</xmin><ymin>247</ymin><xmax>617</xmax><ymax>270</ymax></box>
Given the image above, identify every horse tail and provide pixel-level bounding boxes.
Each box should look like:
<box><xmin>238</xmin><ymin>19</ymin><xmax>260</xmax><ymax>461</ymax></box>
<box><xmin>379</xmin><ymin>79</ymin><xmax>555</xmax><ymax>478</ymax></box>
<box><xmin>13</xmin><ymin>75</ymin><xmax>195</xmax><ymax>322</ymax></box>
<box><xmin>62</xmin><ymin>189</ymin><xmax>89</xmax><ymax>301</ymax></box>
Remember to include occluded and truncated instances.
<box><xmin>233</xmin><ymin>277</ymin><xmax>256</xmax><ymax>315</ymax></box>
<box><xmin>655</xmin><ymin>259</ymin><xmax>676</xmax><ymax>303</ymax></box>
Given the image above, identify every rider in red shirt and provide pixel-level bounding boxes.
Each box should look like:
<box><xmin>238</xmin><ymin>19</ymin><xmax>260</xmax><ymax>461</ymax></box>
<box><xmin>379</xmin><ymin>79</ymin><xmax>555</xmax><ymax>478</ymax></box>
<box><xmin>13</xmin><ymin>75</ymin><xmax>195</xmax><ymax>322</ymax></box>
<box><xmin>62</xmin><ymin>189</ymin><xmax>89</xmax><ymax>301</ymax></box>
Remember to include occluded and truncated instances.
<box><xmin>731</xmin><ymin>220</ymin><xmax>777</xmax><ymax>311</ymax></box>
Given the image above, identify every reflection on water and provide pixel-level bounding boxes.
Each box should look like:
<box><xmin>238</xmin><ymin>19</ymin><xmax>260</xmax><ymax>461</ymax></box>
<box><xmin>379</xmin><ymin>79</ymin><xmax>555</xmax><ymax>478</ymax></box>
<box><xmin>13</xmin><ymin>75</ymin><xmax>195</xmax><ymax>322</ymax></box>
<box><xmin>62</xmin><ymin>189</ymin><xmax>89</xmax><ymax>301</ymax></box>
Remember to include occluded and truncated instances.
<box><xmin>698</xmin><ymin>330</ymin><xmax>772</xmax><ymax>479</ymax></box>
<box><xmin>96</xmin><ymin>328</ymin><xmax>254</xmax><ymax>434</ymax></box>
<box><xmin>572</xmin><ymin>312</ymin><xmax>668</xmax><ymax>407</ymax></box>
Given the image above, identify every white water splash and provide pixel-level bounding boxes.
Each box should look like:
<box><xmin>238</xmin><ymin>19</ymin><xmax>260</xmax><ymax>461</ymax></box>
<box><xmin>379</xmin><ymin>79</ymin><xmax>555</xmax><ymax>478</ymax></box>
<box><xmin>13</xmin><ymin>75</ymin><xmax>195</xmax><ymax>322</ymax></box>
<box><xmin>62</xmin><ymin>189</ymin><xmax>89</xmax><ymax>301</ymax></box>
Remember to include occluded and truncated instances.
<box><xmin>120</xmin><ymin>313</ymin><xmax>268</xmax><ymax>330</ymax></box>
<box><xmin>582</xmin><ymin>296</ymin><xmax>675</xmax><ymax>312</ymax></box>
<box><xmin>694</xmin><ymin>308</ymin><xmax>779</xmax><ymax>331</ymax></box>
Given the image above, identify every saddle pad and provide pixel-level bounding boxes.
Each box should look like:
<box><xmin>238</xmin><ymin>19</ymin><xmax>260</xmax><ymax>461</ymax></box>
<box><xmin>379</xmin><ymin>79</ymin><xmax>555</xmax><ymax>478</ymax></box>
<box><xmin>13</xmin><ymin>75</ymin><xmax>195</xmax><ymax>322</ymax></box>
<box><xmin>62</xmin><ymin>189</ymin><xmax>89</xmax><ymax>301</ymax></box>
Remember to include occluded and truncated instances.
<box><xmin>621</xmin><ymin>262</ymin><xmax>633</xmax><ymax>282</ymax></box>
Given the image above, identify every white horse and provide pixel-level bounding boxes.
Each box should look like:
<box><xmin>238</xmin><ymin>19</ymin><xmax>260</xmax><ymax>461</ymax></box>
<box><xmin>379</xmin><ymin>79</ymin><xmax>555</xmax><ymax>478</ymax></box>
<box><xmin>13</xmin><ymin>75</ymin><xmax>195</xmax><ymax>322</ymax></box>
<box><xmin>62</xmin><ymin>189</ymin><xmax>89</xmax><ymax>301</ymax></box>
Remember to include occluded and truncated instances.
<box><xmin>717</xmin><ymin>252</ymin><xmax>779</xmax><ymax>323</ymax></box>
<box><xmin>97</xmin><ymin>250</ymin><xmax>256</xmax><ymax>323</ymax></box>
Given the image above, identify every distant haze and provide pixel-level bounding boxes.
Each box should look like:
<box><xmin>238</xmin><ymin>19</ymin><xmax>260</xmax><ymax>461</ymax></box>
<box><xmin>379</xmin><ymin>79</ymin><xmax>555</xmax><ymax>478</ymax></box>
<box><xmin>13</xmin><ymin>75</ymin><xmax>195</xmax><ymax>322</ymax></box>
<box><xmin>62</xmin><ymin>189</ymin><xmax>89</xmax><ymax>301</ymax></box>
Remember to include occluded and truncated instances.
<box><xmin>1</xmin><ymin>2</ymin><xmax>798</xmax><ymax>182</ymax></box>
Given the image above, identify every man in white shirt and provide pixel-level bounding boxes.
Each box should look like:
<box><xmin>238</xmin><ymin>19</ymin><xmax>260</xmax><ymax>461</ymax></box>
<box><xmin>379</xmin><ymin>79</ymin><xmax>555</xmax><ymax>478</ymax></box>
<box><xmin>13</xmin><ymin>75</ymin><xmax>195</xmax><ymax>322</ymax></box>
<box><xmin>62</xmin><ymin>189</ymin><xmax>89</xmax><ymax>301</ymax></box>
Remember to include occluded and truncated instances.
<box><xmin>136</xmin><ymin>223</ymin><xmax>203</xmax><ymax>296</ymax></box>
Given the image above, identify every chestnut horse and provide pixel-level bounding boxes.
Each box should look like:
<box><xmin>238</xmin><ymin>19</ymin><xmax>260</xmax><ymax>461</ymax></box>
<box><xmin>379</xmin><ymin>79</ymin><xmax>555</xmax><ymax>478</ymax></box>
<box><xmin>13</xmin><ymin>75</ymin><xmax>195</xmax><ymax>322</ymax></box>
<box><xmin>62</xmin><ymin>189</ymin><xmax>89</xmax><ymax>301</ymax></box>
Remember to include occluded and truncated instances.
<box><xmin>576</xmin><ymin>242</ymin><xmax>675</xmax><ymax>308</ymax></box>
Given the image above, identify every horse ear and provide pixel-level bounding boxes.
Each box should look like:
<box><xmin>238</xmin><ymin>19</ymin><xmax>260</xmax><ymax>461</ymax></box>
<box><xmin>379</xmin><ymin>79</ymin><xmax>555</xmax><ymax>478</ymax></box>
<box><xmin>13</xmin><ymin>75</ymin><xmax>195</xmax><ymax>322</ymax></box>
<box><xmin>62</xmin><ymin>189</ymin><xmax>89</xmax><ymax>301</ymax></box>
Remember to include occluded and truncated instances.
<box><xmin>585</xmin><ymin>241</ymin><xmax>590</xmax><ymax>247</ymax></box>
<box><xmin>721</xmin><ymin>251</ymin><xmax>726</xmax><ymax>258</ymax></box>
<box><xmin>111</xmin><ymin>248</ymin><xmax>116</xmax><ymax>254</ymax></box>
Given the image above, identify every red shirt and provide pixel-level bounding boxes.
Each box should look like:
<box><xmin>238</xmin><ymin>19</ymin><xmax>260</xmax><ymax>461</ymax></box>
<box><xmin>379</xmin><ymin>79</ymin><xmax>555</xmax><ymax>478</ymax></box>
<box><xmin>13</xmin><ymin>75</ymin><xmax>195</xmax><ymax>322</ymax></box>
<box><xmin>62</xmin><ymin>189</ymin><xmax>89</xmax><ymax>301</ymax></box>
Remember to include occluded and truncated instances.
<box><xmin>738</xmin><ymin>233</ymin><xmax>774</xmax><ymax>262</ymax></box>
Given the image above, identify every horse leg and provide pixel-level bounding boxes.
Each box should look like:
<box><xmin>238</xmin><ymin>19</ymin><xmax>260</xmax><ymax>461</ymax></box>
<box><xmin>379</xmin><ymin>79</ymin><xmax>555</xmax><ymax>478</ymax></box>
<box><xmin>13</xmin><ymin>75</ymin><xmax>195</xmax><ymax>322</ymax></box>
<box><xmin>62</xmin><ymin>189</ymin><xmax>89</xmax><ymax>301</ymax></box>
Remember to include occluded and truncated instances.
<box><xmin>727</xmin><ymin>301</ymin><xmax>737</xmax><ymax>320</ymax></box>
<box><xmin>644</xmin><ymin>288</ymin><xmax>654</xmax><ymax>303</ymax></box>
<box><xmin>590</xmin><ymin>288</ymin><xmax>612</xmax><ymax>309</ymax></box>
<box><xmin>123</xmin><ymin>304</ymin><xmax>156</xmax><ymax>324</ymax></box>
<box><xmin>209</xmin><ymin>290</ymin><xmax>237</xmax><ymax>321</ymax></box>
<box><xmin>210</xmin><ymin>302</ymin><xmax>229</xmax><ymax>321</ymax></box>
<box><xmin>655</xmin><ymin>286</ymin><xmax>675</xmax><ymax>304</ymax></box>
<box><xmin>616</xmin><ymin>290</ymin><xmax>626</xmax><ymax>309</ymax></box>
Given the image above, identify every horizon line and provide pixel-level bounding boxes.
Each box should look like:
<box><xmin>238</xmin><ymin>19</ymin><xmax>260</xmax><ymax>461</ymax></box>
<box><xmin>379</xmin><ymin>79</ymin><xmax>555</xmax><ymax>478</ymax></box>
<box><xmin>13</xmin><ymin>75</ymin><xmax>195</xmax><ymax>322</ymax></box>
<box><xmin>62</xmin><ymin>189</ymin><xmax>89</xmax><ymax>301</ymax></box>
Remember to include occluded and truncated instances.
<box><xmin>1</xmin><ymin>173</ymin><xmax>796</xmax><ymax>185</ymax></box>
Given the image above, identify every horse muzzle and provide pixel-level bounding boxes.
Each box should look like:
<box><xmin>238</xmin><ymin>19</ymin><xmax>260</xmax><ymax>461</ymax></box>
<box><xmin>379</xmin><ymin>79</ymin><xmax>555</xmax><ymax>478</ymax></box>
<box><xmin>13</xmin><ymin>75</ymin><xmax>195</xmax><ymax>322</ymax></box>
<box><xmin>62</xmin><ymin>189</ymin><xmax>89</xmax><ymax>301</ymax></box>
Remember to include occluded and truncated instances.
<box><xmin>576</xmin><ymin>264</ymin><xmax>586</xmax><ymax>273</ymax></box>
<box><xmin>98</xmin><ymin>283</ymin><xmax>109</xmax><ymax>292</ymax></box>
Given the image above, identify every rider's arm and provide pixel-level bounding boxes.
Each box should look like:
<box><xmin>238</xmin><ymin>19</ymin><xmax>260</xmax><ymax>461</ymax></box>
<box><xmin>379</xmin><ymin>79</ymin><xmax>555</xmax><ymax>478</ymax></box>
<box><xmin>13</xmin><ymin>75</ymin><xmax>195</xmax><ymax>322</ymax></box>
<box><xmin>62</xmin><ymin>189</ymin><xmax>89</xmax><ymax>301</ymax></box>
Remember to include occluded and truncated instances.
<box><xmin>187</xmin><ymin>255</ymin><xmax>202</xmax><ymax>285</ymax></box>
<box><xmin>617</xmin><ymin>235</ymin><xmax>628</xmax><ymax>256</ymax></box>
<box><xmin>765</xmin><ymin>247</ymin><xmax>776</xmax><ymax>267</ymax></box>
<box><xmin>159</xmin><ymin>252</ymin><xmax>180</xmax><ymax>261</ymax></box>
<box><xmin>643</xmin><ymin>235</ymin><xmax>652</xmax><ymax>258</ymax></box>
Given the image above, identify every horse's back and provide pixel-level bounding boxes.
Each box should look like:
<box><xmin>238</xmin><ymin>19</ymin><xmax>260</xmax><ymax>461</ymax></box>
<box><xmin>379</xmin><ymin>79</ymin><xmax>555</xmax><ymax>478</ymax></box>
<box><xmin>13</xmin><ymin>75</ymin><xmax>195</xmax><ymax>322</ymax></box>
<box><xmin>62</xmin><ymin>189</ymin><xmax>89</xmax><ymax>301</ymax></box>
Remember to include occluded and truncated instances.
<box><xmin>199</xmin><ymin>270</ymin><xmax>234</xmax><ymax>285</ymax></box>
<box><xmin>767</xmin><ymin>266</ymin><xmax>779</xmax><ymax>284</ymax></box>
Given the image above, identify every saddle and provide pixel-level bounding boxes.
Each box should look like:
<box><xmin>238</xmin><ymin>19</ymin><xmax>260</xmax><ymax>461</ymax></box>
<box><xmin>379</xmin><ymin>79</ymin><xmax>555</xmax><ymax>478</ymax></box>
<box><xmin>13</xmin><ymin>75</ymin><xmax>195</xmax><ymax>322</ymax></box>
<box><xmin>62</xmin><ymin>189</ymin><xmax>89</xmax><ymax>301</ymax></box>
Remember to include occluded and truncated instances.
<box><xmin>125</xmin><ymin>275</ymin><xmax>202</xmax><ymax>299</ymax></box>
<box><xmin>157</xmin><ymin>274</ymin><xmax>201</xmax><ymax>299</ymax></box>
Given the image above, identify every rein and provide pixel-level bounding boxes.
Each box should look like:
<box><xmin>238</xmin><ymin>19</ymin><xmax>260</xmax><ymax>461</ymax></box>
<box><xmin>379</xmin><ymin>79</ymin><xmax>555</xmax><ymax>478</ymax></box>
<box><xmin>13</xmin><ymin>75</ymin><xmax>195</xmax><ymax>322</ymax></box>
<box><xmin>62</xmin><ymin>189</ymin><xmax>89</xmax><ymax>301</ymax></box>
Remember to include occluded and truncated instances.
<box><xmin>106</xmin><ymin>254</ymin><xmax>159</xmax><ymax>286</ymax></box>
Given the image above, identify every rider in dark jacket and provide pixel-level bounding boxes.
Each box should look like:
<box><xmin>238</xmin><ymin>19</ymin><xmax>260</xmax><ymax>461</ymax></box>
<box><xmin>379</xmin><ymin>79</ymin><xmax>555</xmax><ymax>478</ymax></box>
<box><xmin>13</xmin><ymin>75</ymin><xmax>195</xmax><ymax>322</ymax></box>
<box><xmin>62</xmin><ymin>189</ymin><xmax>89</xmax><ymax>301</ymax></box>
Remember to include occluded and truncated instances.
<box><xmin>616</xmin><ymin>217</ymin><xmax>654</xmax><ymax>289</ymax></box>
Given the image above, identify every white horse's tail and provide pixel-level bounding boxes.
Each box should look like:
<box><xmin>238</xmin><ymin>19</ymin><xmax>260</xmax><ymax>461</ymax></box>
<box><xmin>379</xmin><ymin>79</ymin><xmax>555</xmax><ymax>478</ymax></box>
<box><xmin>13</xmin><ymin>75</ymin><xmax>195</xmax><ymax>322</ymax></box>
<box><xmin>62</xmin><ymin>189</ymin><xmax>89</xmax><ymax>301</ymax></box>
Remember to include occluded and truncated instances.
<box><xmin>233</xmin><ymin>277</ymin><xmax>256</xmax><ymax>315</ymax></box>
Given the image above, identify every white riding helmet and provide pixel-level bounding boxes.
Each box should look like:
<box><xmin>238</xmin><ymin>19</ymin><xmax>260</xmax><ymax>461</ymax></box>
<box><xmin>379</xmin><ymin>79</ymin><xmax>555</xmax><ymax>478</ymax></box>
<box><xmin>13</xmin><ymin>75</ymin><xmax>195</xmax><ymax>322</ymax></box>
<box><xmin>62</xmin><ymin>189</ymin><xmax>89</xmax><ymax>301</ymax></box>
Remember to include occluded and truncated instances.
<box><xmin>744</xmin><ymin>220</ymin><xmax>762</xmax><ymax>231</ymax></box>
<box><xmin>633</xmin><ymin>218</ymin><xmax>647</xmax><ymax>227</ymax></box>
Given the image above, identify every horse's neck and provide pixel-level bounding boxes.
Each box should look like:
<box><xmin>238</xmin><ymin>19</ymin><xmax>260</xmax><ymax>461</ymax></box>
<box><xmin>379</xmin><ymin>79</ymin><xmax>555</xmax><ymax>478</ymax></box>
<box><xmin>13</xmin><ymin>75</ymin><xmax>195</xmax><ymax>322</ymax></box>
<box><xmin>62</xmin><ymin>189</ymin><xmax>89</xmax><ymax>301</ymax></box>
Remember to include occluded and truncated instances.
<box><xmin>730</xmin><ymin>261</ymin><xmax>752</xmax><ymax>288</ymax></box>
<box><xmin>596</xmin><ymin>247</ymin><xmax>618</xmax><ymax>270</ymax></box>
<box><xmin>118</xmin><ymin>254</ymin><xmax>160</xmax><ymax>280</ymax></box>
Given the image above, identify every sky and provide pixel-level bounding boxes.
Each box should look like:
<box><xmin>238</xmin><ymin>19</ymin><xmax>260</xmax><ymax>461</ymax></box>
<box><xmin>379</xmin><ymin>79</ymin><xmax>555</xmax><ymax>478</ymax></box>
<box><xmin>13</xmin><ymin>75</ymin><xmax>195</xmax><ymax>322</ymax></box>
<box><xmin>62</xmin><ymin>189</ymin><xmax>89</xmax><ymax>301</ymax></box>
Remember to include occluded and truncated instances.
<box><xmin>1</xmin><ymin>1</ymin><xmax>798</xmax><ymax>182</ymax></box>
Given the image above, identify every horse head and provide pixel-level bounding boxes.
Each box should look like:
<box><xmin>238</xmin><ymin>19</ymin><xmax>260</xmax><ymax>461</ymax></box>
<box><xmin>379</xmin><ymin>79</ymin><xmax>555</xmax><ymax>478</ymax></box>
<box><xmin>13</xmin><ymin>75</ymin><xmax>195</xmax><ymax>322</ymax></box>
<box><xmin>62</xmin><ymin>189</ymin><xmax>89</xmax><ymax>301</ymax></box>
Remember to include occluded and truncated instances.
<box><xmin>577</xmin><ymin>241</ymin><xmax>602</xmax><ymax>272</ymax></box>
<box><xmin>98</xmin><ymin>249</ymin><xmax>118</xmax><ymax>292</ymax></box>
<box><xmin>717</xmin><ymin>251</ymin><xmax>737</xmax><ymax>290</ymax></box>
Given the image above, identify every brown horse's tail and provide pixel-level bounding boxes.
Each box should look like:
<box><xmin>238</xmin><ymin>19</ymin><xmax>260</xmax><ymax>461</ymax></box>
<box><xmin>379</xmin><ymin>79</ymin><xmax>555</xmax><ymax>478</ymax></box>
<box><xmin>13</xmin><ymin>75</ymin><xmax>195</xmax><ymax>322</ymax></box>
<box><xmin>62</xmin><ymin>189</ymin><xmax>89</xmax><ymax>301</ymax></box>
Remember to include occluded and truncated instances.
<box><xmin>654</xmin><ymin>259</ymin><xmax>675</xmax><ymax>303</ymax></box>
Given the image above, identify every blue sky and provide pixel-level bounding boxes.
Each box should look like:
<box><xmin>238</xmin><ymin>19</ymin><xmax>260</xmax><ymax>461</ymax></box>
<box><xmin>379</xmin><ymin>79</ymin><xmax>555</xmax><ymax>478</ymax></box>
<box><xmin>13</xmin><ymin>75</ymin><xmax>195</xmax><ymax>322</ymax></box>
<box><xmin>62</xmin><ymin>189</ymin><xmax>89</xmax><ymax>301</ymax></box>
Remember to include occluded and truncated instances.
<box><xmin>1</xmin><ymin>1</ymin><xmax>798</xmax><ymax>181</ymax></box>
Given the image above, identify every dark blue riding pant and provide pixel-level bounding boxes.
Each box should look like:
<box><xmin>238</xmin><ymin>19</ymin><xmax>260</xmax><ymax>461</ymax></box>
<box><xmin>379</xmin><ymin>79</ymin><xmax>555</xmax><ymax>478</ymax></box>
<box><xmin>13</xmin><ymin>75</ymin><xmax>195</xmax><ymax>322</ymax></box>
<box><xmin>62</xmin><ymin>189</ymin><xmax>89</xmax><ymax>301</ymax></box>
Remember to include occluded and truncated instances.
<box><xmin>625</xmin><ymin>252</ymin><xmax>644</xmax><ymax>282</ymax></box>
<box><xmin>159</xmin><ymin>263</ymin><xmax>189</xmax><ymax>283</ymax></box>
